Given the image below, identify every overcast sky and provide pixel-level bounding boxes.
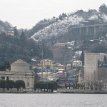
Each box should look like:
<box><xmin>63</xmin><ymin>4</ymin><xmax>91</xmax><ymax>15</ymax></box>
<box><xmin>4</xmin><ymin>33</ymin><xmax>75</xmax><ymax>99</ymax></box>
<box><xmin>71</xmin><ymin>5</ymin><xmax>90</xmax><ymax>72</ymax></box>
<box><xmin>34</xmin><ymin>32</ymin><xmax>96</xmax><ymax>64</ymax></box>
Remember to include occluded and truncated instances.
<box><xmin>0</xmin><ymin>0</ymin><xmax>107</xmax><ymax>29</ymax></box>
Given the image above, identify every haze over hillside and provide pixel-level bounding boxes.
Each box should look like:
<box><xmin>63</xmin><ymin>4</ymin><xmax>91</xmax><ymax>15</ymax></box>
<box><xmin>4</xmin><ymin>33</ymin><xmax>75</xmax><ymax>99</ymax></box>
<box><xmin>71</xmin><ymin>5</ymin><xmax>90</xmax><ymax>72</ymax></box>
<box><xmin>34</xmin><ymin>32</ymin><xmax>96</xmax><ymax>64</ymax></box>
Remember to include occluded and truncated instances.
<box><xmin>30</xmin><ymin>4</ymin><xmax>107</xmax><ymax>44</ymax></box>
<box><xmin>0</xmin><ymin>4</ymin><xmax>107</xmax><ymax>64</ymax></box>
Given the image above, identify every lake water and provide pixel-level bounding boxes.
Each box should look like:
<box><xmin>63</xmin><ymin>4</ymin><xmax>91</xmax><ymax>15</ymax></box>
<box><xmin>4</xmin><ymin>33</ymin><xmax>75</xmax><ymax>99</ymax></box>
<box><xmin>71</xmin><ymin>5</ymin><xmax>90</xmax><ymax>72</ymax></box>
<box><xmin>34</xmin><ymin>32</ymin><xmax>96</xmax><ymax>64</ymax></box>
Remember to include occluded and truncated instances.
<box><xmin>0</xmin><ymin>94</ymin><xmax>107</xmax><ymax>107</ymax></box>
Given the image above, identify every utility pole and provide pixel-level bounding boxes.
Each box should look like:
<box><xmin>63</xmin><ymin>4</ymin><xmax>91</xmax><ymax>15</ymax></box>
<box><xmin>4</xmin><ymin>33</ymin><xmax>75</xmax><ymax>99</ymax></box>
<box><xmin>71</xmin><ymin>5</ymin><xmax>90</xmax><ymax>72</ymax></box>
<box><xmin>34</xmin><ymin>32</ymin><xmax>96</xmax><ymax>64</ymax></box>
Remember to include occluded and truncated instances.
<box><xmin>64</xmin><ymin>44</ymin><xmax>67</xmax><ymax>88</ymax></box>
<box><xmin>41</xmin><ymin>40</ymin><xmax>44</xmax><ymax>81</ymax></box>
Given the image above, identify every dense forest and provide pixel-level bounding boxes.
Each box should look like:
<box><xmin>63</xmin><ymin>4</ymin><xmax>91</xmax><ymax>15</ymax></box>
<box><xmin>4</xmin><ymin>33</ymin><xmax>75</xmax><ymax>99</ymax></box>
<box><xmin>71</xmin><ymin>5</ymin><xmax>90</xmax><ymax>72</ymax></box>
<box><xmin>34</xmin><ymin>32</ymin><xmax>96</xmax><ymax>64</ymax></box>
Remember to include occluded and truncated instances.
<box><xmin>0</xmin><ymin>30</ymin><xmax>53</xmax><ymax>70</ymax></box>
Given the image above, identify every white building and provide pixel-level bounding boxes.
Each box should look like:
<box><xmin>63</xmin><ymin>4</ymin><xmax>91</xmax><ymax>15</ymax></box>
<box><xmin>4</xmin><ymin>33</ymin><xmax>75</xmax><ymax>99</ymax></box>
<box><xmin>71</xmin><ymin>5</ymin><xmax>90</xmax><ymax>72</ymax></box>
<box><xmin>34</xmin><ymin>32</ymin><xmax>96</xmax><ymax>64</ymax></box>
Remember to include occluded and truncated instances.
<box><xmin>72</xmin><ymin>60</ymin><xmax>82</xmax><ymax>68</ymax></box>
<box><xmin>0</xmin><ymin>59</ymin><xmax>35</xmax><ymax>92</ymax></box>
<box><xmin>84</xmin><ymin>53</ymin><xmax>107</xmax><ymax>83</ymax></box>
<box><xmin>40</xmin><ymin>59</ymin><xmax>54</xmax><ymax>68</ymax></box>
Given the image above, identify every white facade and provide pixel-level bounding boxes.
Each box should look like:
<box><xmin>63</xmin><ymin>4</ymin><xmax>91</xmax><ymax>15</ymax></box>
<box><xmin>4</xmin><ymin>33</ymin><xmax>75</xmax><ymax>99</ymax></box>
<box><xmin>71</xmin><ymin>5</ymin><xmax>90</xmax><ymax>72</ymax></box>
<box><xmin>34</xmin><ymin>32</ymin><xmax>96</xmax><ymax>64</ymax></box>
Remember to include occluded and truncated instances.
<box><xmin>11</xmin><ymin>59</ymin><xmax>30</xmax><ymax>72</ymax></box>
<box><xmin>0</xmin><ymin>59</ymin><xmax>35</xmax><ymax>92</ymax></box>
<box><xmin>72</xmin><ymin>60</ymin><xmax>82</xmax><ymax>68</ymax></box>
<box><xmin>84</xmin><ymin>53</ymin><xmax>106</xmax><ymax>83</ymax></box>
<box><xmin>40</xmin><ymin>59</ymin><xmax>54</xmax><ymax>68</ymax></box>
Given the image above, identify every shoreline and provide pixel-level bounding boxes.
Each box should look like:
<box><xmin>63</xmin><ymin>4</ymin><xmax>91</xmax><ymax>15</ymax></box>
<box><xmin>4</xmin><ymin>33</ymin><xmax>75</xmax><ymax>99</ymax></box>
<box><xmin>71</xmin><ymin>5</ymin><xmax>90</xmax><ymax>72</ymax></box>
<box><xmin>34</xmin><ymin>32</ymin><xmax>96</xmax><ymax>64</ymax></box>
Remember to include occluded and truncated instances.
<box><xmin>57</xmin><ymin>89</ymin><xmax>107</xmax><ymax>94</ymax></box>
<box><xmin>0</xmin><ymin>89</ymin><xmax>107</xmax><ymax>94</ymax></box>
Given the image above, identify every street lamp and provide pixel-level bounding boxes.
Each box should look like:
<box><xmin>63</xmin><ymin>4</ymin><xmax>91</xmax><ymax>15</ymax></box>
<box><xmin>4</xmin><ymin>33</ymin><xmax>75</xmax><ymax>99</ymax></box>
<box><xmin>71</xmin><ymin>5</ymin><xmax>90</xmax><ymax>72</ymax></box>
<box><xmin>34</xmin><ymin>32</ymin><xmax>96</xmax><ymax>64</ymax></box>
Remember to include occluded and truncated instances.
<box><xmin>41</xmin><ymin>40</ymin><xmax>44</xmax><ymax>81</ymax></box>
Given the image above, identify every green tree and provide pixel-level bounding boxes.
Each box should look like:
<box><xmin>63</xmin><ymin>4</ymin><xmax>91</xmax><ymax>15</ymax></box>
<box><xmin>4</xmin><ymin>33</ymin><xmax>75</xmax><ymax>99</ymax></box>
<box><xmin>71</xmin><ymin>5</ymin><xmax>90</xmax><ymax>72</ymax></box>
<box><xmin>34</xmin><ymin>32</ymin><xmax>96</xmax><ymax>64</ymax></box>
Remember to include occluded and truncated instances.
<box><xmin>99</xmin><ymin>4</ymin><xmax>107</xmax><ymax>14</ymax></box>
<box><xmin>14</xmin><ymin>26</ymin><xmax>19</xmax><ymax>37</ymax></box>
<box><xmin>6</xmin><ymin>79</ymin><xmax>14</xmax><ymax>90</ymax></box>
<box><xmin>80</xmin><ymin>51</ymin><xmax>84</xmax><ymax>66</ymax></box>
<box><xmin>91</xmin><ymin>45</ymin><xmax>107</xmax><ymax>53</ymax></box>
<box><xmin>20</xmin><ymin>30</ymin><xmax>26</xmax><ymax>42</ymax></box>
<box><xmin>0</xmin><ymin>80</ymin><xmax>6</xmax><ymax>90</ymax></box>
<box><xmin>15</xmin><ymin>80</ymin><xmax>25</xmax><ymax>91</ymax></box>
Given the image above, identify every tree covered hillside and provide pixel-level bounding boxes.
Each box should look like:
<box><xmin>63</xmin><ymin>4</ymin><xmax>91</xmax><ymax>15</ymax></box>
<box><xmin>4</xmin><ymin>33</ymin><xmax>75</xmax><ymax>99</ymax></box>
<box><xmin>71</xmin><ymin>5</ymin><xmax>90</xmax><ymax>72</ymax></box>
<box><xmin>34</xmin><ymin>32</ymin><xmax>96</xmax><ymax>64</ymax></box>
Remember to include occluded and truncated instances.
<box><xmin>0</xmin><ymin>31</ymin><xmax>53</xmax><ymax>70</ymax></box>
<box><xmin>30</xmin><ymin>4</ymin><xmax>107</xmax><ymax>45</ymax></box>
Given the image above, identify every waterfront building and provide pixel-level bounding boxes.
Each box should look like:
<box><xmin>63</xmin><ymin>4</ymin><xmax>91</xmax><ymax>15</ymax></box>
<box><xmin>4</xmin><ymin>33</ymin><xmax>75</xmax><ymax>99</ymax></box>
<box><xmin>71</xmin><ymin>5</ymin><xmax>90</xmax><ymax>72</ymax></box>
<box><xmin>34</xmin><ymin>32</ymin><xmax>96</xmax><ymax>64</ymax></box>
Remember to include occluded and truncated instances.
<box><xmin>0</xmin><ymin>59</ymin><xmax>35</xmax><ymax>91</ymax></box>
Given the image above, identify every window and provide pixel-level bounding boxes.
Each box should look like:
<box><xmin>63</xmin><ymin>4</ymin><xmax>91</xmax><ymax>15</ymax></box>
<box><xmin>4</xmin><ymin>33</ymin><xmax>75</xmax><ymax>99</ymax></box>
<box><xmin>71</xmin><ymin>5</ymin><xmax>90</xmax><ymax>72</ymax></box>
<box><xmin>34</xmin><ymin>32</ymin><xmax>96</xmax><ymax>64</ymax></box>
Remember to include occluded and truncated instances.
<box><xmin>1</xmin><ymin>77</ymin><xmax>5</xmax><ymax>80</ymax></box>
<box><xmin>6</xmin><ymin>77</ymin><xmax>9</xmax><ymax>80</ymax></box>
<box><xmin>27</xmin><ymin>82</ymin><xmax>29</xmax><ymax>87</ymax></box>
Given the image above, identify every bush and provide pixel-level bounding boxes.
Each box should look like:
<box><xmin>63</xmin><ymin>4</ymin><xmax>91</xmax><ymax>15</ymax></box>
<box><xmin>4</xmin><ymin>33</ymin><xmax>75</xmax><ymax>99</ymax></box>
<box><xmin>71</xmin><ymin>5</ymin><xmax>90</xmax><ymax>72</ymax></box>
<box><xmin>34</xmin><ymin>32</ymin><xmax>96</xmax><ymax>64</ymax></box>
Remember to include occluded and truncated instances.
<box><xmin>34</xmin><ymin>81</ymin><xmax>57</xmax><ymax>92</ymax></box>
<box><xmin>15</xmin><ymin>80</ymin><xmax>25</xmax><ymax>91</ymax></box>
<box><xmin>0</xmin><ymin>80</ymin><xmax>14</xmax><ymax>90</ymax></box>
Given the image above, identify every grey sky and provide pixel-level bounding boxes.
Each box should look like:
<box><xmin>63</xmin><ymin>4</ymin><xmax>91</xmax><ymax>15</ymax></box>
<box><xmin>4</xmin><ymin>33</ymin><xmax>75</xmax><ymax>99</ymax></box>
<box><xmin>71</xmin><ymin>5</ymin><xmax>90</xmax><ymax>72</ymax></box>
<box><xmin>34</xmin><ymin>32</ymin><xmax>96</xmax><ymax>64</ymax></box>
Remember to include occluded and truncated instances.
<box><xmin>0</xmin><ymin>0</ymin><xmax>107</xmax><ymax>29</ymax></box>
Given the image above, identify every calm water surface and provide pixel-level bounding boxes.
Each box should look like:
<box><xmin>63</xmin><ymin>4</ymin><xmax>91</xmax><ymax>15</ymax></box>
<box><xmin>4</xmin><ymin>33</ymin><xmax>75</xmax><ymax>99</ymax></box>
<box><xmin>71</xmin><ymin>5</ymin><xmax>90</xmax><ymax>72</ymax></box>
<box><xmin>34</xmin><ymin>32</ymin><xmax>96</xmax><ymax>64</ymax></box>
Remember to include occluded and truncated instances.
<box><xmin>0</xmin><ymin>94</ymin><xmax>107</xmax><ymax>107</ymax></box>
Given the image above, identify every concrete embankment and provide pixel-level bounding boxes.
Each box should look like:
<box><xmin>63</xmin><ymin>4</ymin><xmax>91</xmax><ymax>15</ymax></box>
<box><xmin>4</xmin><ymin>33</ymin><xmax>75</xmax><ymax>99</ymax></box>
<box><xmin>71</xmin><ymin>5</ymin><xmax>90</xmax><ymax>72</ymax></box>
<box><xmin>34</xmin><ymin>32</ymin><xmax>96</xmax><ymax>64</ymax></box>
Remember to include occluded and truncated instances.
<box><xmin>57</xmin><ymin>89</ymin><xmax>107</xmax><ymax>94</ymax></box>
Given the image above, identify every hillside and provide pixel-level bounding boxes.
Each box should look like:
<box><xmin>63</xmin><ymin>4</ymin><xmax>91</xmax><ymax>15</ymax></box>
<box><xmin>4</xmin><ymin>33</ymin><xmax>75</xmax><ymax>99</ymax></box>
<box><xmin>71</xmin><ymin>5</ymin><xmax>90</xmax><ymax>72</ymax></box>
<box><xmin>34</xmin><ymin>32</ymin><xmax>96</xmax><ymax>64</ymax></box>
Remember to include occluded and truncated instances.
<box><xmin>0</xmin><ymin>32</ymin><xmax>53</xmax><ymax>70</ymax></box>
<box><xmin>0</xmin><ymin>20</ymin><xmax>12</xmax><ymax>33</ymax></box>
<box><xmin>0</xmin><ymin>4</ymin><xmax>107</xmax><ymax>65</ymax></box>
<box><xmin>30</xmin><ymin>4</ymin><xmax>107</xmax><ymax>45</ymax></box>
<box><xmin>0</xmin><ymin>19</ymin><xmax>54</xmax><ymax>69</ymax></box>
